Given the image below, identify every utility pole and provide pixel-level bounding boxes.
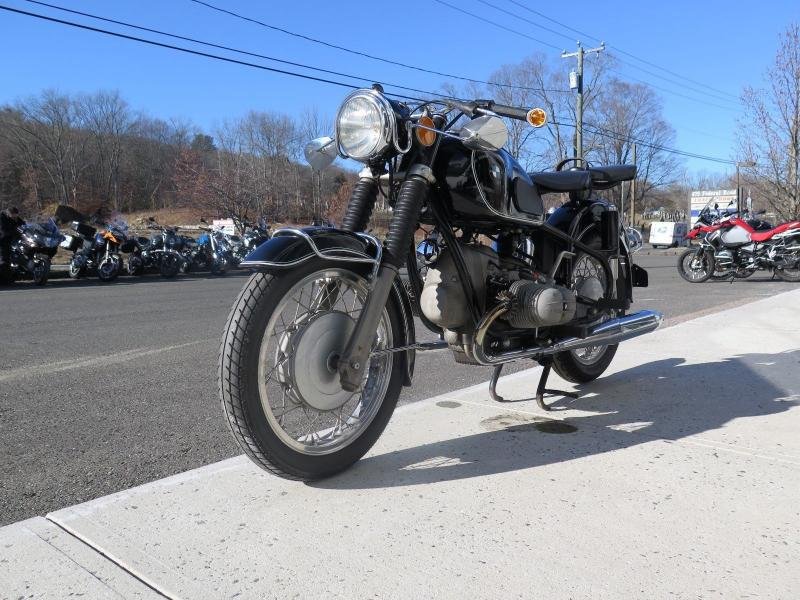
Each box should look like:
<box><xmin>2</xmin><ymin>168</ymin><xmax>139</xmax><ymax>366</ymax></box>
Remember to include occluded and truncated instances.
<box><xmin>631</xmin><ymin>142</ymin><xmax>636</xmax><ymax>227</ymax></box>
<box><xmin>562</xmin><ymin>41</ymin><xmax>605</xmax><ymax>159</ymax></box>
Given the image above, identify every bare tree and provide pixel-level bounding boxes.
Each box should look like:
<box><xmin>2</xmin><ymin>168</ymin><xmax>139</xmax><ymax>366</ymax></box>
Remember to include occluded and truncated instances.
<box><xmin>738</xmin><ymin>23</ymin><xmax>800</xmax><ymax>220</ymax></box>
<box><xmin>589</xmin><ymin>78</ymin><xmax>682</xmax><ymax>213</ymax></box>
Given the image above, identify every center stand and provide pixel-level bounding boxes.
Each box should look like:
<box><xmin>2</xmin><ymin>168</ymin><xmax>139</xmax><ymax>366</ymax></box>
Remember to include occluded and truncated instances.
<box><xmin>489</xmin><ymin>358</ymin><xmax>578</xmax><ymax>411</ymax></box>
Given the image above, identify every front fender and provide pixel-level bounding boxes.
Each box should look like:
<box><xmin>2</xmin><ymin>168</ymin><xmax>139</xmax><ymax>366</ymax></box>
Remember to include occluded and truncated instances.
<box><xmin>241</xmin><ymin>226</ymin><xmax>416</xmax><ymax>386</ymax></box>
<box><xmin>240</xmin><ymin>226</ymin><xmax>379</xmax><ymax>269</ymax></box>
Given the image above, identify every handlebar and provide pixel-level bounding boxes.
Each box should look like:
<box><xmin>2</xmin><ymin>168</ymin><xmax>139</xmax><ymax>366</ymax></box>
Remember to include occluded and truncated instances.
<box><xmin>445</xmin><ymin>99</ymin><xmax>531</xmax><ymax>122</ymax></box>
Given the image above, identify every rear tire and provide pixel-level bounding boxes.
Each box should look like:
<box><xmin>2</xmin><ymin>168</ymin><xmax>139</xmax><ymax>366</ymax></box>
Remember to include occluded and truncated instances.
<box><xmin>551</xmin><ymin>232</ymin><xmax>618</xmax><ymax>384</ymax></box>
<box><xmin>774</xmin><ymin>265</ymin><xmax>800</xmax><ymax>282</ymax></box>
<box><xmin>218</xmin><ymin>263</ymin><xmax>405</xmax><ymax>480</ymax></box>
<box><xmin>552</xmin><ymin>344</ymin><xmax>618</xmax><ymax>383</ymax></box>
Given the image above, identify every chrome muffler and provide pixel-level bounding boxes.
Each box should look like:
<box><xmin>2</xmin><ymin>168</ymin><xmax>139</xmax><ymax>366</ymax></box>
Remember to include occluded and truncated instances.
<box><xmin>473</xmin><ymin>305</ymin><xmax>664</xmax><ymax>365</ymax></box>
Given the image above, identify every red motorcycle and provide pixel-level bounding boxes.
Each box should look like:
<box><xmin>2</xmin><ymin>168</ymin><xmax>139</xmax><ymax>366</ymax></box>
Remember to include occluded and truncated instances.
<box><xmin>678</xmin><ymin>205</ymin><xmax>800</xmax><ymax>282</ymax></box>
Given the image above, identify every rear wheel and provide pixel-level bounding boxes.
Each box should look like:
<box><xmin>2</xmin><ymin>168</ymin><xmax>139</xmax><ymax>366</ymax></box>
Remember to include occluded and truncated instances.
<box><xmin>218</xmin><ymin>263</ymin><xmax>405</xmax><ymax>480</ymax></box>
<box><xmin>552</xmin><ymin>235</ymin><xmax>618</xmax><ymax>384</ymax></box>
<box><xmin>68</xmin><ymin>257</ymin><xmax>84</xmax><ymax>279</ymax></box>
<box><xmin>774</xmin><ymin>258</ymin><xmax>800</xmax><ymax>281</ymax></box>
<box><xmin>127</xmin><ymin>255</ymin><xmax>144</xmax><ymax>276</ymax></box>
<box><xmin>677</xmin><ymin>248</ymin><xmax>713</xmax><ymax>283</ymax></box>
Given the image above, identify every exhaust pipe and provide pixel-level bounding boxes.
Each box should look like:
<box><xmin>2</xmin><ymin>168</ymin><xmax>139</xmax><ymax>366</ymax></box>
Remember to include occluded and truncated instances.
<box><xmin>473</xmin><ymin>307</ymin><xmax>663</xmax><ymax>366</ymax></box>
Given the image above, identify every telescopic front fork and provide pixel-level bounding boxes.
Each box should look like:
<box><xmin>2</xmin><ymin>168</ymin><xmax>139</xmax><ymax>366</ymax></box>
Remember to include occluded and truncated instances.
<box><xmin>337</xmin><ymin>166</ymin><xmax>432</xmax><ymax>391</ymax></box>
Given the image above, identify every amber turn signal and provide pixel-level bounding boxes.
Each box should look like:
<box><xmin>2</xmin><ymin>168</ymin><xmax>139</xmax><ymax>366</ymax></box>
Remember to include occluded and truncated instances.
<box><xmin>526</xmin><ymin>108</ymin><xmax>547</xmax><ymax>128</ymax></box>
<box><xmin>415</xmin><ymin>116</ymin><xmax>437</xmax><ymax>147</ymax></box>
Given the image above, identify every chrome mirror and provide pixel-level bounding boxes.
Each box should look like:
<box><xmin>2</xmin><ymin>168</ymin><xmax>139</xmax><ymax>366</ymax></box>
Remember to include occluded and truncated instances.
<box><xmin>304</xmin><ymin>137</ymin><xmax>337</xmax><ymax>171</ymax></box>
<box><xmin>459</xmin><ymin>115</ymin><xmax>508</xmax><ymax>151</ymax></box>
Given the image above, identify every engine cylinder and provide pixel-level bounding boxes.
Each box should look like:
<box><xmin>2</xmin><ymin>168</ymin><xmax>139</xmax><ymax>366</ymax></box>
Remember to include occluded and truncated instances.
<box><xmin>505</xmin><ymin>280</ymin><xmax>576</xmax><ymax>328</ymax></box>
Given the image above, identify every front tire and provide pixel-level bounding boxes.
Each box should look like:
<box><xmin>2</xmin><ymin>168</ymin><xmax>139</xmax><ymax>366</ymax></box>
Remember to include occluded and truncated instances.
<box><xmin>159</xmin><ymin>254</ymin><xmax>180</xmax><ymax>278</ymax></box>
<box><xmin>219</xmin><ymin>263</ymin><xmax>405</xmax><ymax>480</ymax></box>
<box><xmin>677</xmin><ymin>248</ymin><xmax>713</xmax><ymax>283</ymax></box>
<box><xmin>32</xmin><ymin>258</ymin><xmax>50</xmax><ymax>285</ymax></box>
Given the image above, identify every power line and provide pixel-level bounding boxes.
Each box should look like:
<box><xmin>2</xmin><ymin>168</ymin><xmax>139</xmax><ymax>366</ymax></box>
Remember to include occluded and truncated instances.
<box><xmin>577</xmin><ymin>121</ymin><xmax>736</xmax><ymax>165</ymax></box>
<box><xmin>438</xmin><ymin>0</ymin><xmax>741</xmax><ymax>112</ymax></box>
<box><xmin>502</xmin><ymin>0</ymin><xmax>741</xmax><ymax>102</ymax></box>
<box><xmin>477</xmin><ymin>0</ymin><xmax>739</xmax><ymax>106</ymax></box>
<box><xmin>19</xmin><ymin>0</ymin><xmax>447</xmax><ymax>100</ymax></box>
<box><xmin>186</xmin><ymin>0</ymin><xmax>570</xmax><ymax>95</ymax></box>
<box><xmin>0</xmin><ymin>4</ymin><xmax>738</xmax><ymax>166</ymax></box>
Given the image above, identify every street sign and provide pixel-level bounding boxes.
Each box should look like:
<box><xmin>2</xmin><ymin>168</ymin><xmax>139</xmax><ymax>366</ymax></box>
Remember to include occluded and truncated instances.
<box><xmin>212</xmin><ymin>218</ymin><xmax>236</xmax><ymax>235</ymax></box>
<box><xmin>690</xmin><ymin>189</ymin><xmax>737</xmax><ymax>226</ymax></box>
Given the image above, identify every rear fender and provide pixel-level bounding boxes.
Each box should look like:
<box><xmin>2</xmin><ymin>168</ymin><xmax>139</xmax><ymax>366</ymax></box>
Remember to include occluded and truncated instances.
<box><xmin>241</xmin><ymin>227</ymin><xmax>416</xmax><ymax>386</ymax></box>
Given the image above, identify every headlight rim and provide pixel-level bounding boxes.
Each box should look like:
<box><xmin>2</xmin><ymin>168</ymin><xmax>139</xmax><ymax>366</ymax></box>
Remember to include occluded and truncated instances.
<box><xmin>334</xmin><ymin>88</ymin><xmax>396</xmax><ymax>162</ymax></box>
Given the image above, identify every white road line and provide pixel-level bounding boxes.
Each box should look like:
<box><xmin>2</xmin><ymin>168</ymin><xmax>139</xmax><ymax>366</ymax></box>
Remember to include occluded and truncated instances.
<box><xmin>0</xmin><ymin>340</ymin><xmax>211</xmax><ymax>383</ymax></box>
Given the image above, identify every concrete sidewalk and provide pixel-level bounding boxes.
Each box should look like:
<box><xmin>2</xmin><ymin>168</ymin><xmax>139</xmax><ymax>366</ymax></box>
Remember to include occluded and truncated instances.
<box><xmin>3</xmin><ymin>291</ymin><xmax>800</xmax><ymax>599</ymax></box>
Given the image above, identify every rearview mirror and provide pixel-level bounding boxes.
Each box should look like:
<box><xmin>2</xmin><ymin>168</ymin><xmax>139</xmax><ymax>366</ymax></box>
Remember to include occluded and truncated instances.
<box><xmin>304</xmin><ymin>137</ymin><xmax>337</xmax><ymax>171</ymax></box>
<box><xmin>459</xmin><ymin>115</ymin><xmax>508</xmax><ymax>151</ymax></box>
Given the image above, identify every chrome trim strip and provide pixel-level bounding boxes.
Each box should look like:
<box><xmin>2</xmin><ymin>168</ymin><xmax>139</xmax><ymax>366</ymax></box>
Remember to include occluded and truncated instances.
<box><xmin>239</xmin><ymin>227</ymin><xmax>380</xmax><ymax>273</ymax></box>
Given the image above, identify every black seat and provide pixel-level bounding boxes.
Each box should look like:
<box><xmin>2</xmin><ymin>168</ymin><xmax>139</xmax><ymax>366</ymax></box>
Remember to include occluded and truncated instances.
<box><xmin>529</xmin><ymin>170</ymin><xmax>592</xmax><ymax>194</ymax></box>
<box><xmin>588</xmin><ymin>164</ymin><xmax>636</xmax><ymax>189</ymax></box>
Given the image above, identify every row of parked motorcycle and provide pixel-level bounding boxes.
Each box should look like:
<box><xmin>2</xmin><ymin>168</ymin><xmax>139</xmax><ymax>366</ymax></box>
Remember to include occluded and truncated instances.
<box><xmin>3</xmin><ymin>216</ymin><xmax>271</xmax><ymax>285</ymax></box>
<box><xmin>677</xmin><ymin>202</ymin><xmax>800</xmax><ymax>282</ymax></box>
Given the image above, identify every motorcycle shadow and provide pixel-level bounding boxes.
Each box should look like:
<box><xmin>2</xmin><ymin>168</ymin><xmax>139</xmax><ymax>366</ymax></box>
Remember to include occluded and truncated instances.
<box><xmin>312</xmin><ymin>350</ymin><xmax>800</xmax><ymax>489</ymax></box>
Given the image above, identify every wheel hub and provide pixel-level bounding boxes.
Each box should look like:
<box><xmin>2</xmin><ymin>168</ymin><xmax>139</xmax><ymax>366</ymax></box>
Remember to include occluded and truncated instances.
<box><xmin>282</xmin><ymin>311</ymin><xmax>357</xmax><ymax>411</ymax></box>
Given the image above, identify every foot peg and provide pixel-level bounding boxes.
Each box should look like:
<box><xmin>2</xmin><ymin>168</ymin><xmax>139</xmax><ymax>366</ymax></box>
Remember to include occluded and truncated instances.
<box><xmin>489</xmin><ymin>361</ymin><xmax>578</xmax><ymax>411</ymax></box>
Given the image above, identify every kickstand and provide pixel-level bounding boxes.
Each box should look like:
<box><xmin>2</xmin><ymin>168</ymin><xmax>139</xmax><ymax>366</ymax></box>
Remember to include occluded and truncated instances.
<box><xmin>489</xmin><ymin>364</ymin><xmax>505</xmax><ymax>402</ymax></box>
<box><xmin>535</xmin><ymin>359</ymin><xmax>578</xmax><ymax>412</ymax></box>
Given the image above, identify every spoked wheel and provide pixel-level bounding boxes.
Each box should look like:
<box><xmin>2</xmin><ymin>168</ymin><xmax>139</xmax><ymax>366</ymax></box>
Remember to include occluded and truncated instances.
<box><xmin>552</xmin><ymin>237</ymin><xmax>618</xmax><ymax>383</ymax></box>
<box><xmin>219</xmin><ymin>263</ymin><xmax>405</xmax><ymax>480</ymax></box>
<box><xmin>774</xmin><ymin>253</ymin><xmax>800</xmax><ymax>282</ymax></box>
<box><xmin>677</xmin><ymin>248</ymin><xmax>713</xmax><ymax>283</ymax></box>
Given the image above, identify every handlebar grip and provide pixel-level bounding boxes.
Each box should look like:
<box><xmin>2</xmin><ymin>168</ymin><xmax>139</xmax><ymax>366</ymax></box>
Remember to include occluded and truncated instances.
<box><xmin>486</xmin><ymin>102</ymin><xmax>529</xmax><ymax>121</ymax></box>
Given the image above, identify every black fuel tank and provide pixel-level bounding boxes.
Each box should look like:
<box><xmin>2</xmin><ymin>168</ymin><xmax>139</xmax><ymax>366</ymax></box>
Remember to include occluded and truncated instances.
<box><xmin>431</xmin><ymin>139</ymin><xmax>544</xmax><ymax>225</ymax></box>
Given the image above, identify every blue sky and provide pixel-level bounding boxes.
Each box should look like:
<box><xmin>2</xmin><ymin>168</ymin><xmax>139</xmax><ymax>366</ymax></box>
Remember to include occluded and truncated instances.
<box><xmin>1</xmin><ymin>0</ymin><xmax>797</xmax><ymax>175</ymax></box>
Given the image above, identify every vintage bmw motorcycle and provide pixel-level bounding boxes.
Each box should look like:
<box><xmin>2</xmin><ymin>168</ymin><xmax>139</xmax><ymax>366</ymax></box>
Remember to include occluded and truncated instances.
<box><xmin>219</xmin><ymin>86</ymin><xmax>662</xmax><ymax>480</ymax></box>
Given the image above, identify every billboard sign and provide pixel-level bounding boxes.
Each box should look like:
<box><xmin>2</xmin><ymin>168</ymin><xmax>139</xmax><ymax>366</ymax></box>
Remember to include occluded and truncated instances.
<box><xmin>690</xmin><ymin>189</ymin><xmax>737</xmax><ymax>226</ymax></box>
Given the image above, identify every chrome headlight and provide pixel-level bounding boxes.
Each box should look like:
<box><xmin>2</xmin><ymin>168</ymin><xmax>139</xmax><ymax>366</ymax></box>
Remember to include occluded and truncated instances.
<box><xmin>335</xmin><ymin>89</ymin><xmax>396</xmax><ymax>162</ymax></box>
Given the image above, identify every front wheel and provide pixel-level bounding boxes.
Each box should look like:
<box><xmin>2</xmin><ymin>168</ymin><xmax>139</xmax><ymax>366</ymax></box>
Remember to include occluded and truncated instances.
<box><xmin>32</xmin><ymin>257</ymin><xmax>50</xmax><ymax>285</ymax></box>
<box><xmin>218</xmin><ymin>263</ymin><xmax>405</xmax><ymax>480</ymax></box>
<box><xmin>677</xmin><ymin>248</ymin><xmax>713</xmax><ymax>283</ymax></box>
<box><xmin>97</xmin><ymin>256</ymin><xmax>120</xmax><ymax>282</ymax></box>
<box><xmin>159</xmin><ymin>254</ymin><xmax>180</xmax><ymax>278</ymax></box>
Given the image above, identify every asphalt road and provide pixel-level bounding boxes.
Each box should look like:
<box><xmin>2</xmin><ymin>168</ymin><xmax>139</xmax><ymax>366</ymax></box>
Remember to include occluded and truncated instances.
<box><xmin>0</xmin><ymin>253</ymin><xmax>795</xmax><ymax>524</ymax></box>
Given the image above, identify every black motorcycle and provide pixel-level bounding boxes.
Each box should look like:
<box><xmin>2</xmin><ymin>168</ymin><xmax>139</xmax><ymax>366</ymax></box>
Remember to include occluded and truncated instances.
<box><xmin>128</xmin><ymin>220</ymin><xmax>187</xmax><ymax>278</ymax></box>
<box><xmin>67</xmin><ymin>219</ymin><xmax>130</xmax><ymax>282</ymax></box>
<box><xmin>6</xmin><ymin>218</ymin><xmax>64</xmax><ymax>285</ymax></box>
<box><xmin>191</xmin><ymin>221</ymin><xmax>232</xmax><ymax>275</ymax></box>
<box><xmin>218</xmin><ymin>87</ymin><xmax>662</xmax><ymax>480</ymax></box>
<box><xmin>230</xmin><ymin>218</ymin><xmax>271</xmax><ymax>265</ymax></box>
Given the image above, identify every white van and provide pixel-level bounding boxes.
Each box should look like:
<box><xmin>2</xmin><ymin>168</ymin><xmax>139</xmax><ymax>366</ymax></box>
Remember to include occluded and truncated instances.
<box><xmin>648</xmin><ymin>221</ymin><xmax>688</xmax><ymax>248</ymax></box>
